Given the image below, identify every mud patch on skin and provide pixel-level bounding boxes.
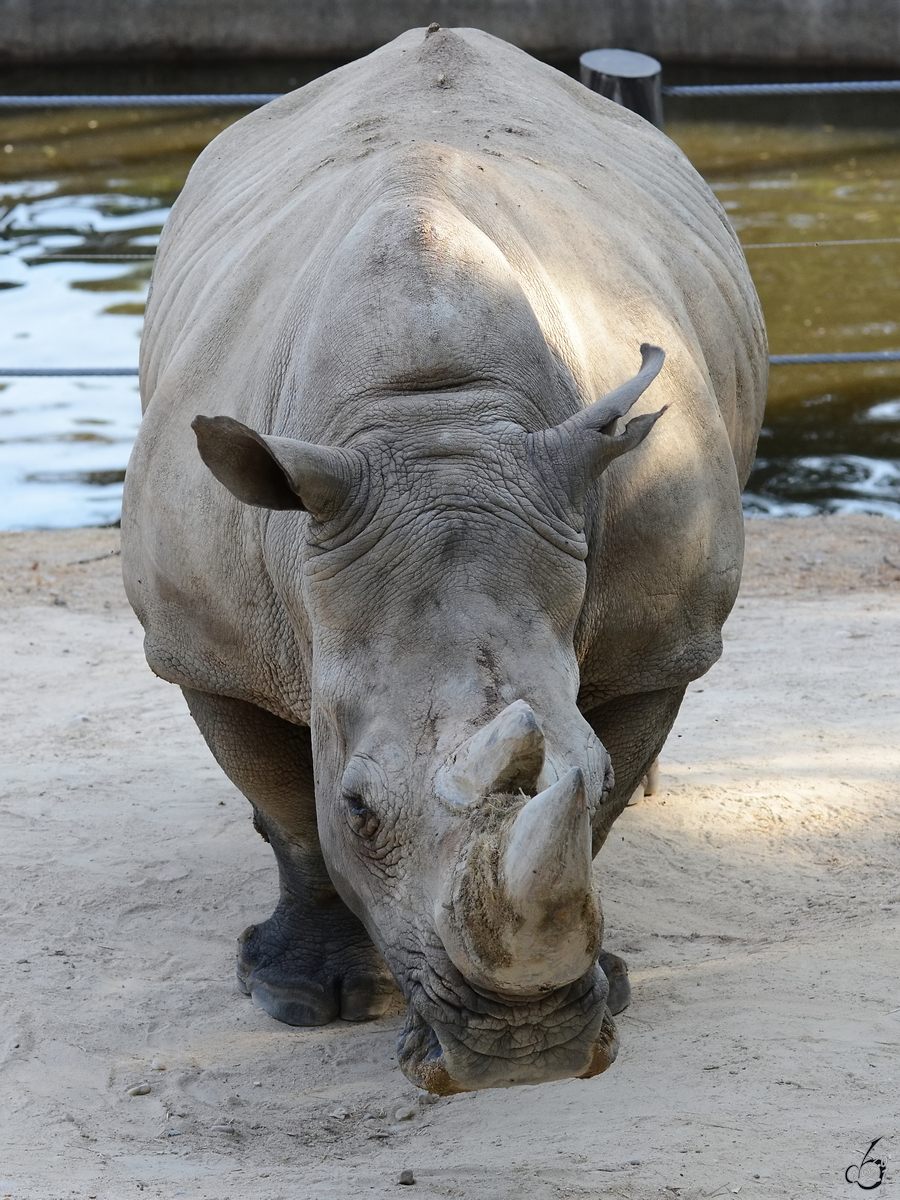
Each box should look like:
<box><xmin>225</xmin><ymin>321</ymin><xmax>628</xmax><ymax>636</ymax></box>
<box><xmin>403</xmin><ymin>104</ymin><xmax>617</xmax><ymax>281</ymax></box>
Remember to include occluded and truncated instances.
<box><xmin>440</xmin><ymin>791</ymin><xmax>601</xmax><ymax>989</ymax></box>
<box><xmin>475</xmin><ymin>641</ymin><xmax>504</xmax><ymax>721</ymax></box>
<box><xmin>446</xmin><ymin>791</ymin><xmax>526</xmax><ymax>976</ymax></box>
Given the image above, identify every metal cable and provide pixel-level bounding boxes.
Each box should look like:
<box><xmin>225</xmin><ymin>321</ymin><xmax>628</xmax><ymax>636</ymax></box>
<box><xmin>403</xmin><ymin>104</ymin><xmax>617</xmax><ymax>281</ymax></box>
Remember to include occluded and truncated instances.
<box><xmin>18</xmin><ymin>243</ymin><xmax>900</xmax><ymax>260</ymax></box>
<box><xmin>663</xmin><ymin>80</ymin><xmax>900</xmax><ymax>97</ymax></box>
<box><xmin>769</xmin><ymin>351</ymin><xmax>900</xmax><ymax>365</ymax></box>
<box><xmin>743</xmin><ymin>238</ymin><xmax>900</xmax><ymax>249</ymax></box>
<box><xmin>24</xmin><ymin>254</ymin><xmax>156</xmax><ymax>262</ymax></box>
<box><xmin>0</xmin><ymin>93</ymin><xmax>280</xmax><ymax>107</ymax></box>
<box><xmin>0</xmin><ymin>80</ymin><xmax>897</xmax><ymax>108</ymax></box>
<box><xmin>3</xmin><ymin>353</ymin><xmax>900</xmax><ymax>375</ymax></box>
<box><xmin>0</xmin><ymin>367</ymin><xmax>140</xmax><ymax>376</ymax></box>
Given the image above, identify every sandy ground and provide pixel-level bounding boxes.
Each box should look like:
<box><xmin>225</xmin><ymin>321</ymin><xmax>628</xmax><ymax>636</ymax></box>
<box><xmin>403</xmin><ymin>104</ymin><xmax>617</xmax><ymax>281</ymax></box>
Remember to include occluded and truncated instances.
<box><xmin>1</xmin><ymin>515</ymin><xmax>899</xmax><ymax>1200</ymax></box>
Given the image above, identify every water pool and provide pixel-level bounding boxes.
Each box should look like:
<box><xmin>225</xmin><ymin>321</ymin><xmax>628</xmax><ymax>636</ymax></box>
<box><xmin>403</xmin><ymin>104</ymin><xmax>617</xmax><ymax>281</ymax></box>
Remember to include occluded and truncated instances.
<box><xmin>1</xmin><ymin>61</ymin><xmax>898</xmax><ymax>526</ymax></box>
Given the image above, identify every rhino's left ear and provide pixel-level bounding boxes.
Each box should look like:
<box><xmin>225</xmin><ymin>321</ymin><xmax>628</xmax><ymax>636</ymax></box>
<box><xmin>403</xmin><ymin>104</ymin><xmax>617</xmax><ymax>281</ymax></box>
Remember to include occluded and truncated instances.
<box><xmin>529</xmin><ymin>343</ymin><xmax>667</xmax><ymax>506</ymax></box>
<box><xmin>192</xmin><ymin>415</ymin><xmax>362</xmax><ymax>518</ymax></box>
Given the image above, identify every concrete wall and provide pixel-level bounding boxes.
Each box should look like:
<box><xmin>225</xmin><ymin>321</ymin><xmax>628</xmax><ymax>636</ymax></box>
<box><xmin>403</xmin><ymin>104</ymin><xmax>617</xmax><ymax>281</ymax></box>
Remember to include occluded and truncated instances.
<box><xmin>0</xmin><ymin>0</ymin><xmax>898</xmax><ymax>64</ymax></box>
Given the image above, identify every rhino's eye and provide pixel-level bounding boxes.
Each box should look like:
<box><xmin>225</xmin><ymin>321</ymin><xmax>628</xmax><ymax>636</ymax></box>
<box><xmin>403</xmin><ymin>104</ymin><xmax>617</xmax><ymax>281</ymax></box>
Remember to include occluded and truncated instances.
<box><xmin>344</xmin><ymin>792</ymin><xmax>379</xmax><ymax>839</ymax></box>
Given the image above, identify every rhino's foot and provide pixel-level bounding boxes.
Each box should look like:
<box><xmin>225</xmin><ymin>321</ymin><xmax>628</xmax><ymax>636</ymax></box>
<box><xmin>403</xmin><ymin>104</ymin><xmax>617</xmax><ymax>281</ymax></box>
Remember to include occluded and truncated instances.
<box><xmin>236</xmin><ymin>901</ymin><xmax>398</xmax><ymax>1026</ymax></box>
<box><xmin>598</xmin><ymin>949</ymin><xmax>631</xmax><ymax>1015</ymax></box>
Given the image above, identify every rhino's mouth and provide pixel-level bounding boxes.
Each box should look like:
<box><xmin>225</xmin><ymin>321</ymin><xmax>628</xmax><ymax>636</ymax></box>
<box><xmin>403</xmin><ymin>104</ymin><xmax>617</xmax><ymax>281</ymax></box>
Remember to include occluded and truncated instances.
<box><xmin>396</xmin><ymin>957</ymin><xmax>617</xmax><ymax>1094</ymax></box>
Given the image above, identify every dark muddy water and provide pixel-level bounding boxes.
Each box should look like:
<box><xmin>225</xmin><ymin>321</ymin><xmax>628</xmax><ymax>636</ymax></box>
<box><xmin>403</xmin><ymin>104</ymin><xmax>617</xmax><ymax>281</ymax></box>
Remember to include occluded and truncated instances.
<box><xmin>0</xmin><ymin>60</ymin><xmax>898</xmax><ymax>527</ymax></box>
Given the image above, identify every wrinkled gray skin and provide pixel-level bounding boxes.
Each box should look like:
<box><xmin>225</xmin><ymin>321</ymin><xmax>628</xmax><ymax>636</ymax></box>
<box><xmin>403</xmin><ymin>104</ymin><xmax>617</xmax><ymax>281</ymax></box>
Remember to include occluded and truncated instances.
<box><xmin>121</xmin><ymin>26</ymin><xmax>767</xmax><ymax>1094</ymax></box>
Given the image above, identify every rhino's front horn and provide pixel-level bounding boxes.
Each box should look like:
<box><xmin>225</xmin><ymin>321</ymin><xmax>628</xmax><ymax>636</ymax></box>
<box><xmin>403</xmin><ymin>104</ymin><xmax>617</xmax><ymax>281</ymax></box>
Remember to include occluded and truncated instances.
<box><xmin>435</xmin><ymin>700</ymin><xmax>545</xmax><ymax>808</ymax></box>
<box><xmin>502</xmin><ymin>767</ymin><xmax>593</xmax><ymax>919</ymax></box>
<box><xmin>436</xmin><ymin>767</ymin><xmax>600</xmax><ymax>996</ymax></box>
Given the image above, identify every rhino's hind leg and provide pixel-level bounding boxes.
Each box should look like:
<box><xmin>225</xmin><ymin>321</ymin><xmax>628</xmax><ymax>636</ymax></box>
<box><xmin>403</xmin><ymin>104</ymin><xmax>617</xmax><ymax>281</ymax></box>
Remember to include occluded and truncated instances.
<box><xmin>584</xmin><ymin>685</ymin><xmax>687</xmax><ymax>840</ymax></box>
<box><xmin>626</xmin><ymin>756</ymin><xmax>661</xmax><ymax>807</ymax></box>
<box><xmin>586</xmin><ymin>686</ymin><xmax>684</xmax><ymax>1013</ymax></box>
<box><xmin>182</xmin><ymin>688</ymin><xmax>397</xmax><ymax>1026</ymax></box>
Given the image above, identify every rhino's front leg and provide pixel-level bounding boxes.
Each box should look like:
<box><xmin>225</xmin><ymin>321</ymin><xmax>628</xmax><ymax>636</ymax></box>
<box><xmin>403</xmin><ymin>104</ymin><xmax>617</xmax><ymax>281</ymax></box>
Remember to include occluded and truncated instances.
<box><xmin>182</xmin><ymin>688</ymin><xmax>397</xmax><ymax>1025</ymax></box>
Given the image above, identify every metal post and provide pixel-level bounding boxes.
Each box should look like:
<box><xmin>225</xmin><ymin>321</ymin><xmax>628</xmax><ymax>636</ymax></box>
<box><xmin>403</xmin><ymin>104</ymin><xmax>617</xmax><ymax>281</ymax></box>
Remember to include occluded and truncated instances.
<box><xmin>579</xmin><ymin>48</ymin><xmax>664</xmax><ymax>129</ymax></box>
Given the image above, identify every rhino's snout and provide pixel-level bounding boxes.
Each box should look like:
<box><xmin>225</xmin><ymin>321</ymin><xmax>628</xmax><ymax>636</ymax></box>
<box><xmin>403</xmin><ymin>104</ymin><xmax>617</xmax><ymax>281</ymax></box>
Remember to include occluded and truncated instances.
<box><xmin>397</xmin><ymin>959</ymin><xmax>617</xmax><ymax>1094</ymax></box>
<box><xmin>385</xmin><ymin>699</ymin><xmax>615</xmax><ymax>1094</ymax></box>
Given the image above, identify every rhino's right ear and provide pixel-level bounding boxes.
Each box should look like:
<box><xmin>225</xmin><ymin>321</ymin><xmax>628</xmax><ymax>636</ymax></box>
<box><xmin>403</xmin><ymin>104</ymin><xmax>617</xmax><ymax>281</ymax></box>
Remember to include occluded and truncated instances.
<box><xmin>528</xmin><ymin>344</ymin><xmax>667</xmax><ymax>509</ymax></box>
<box><xmin>191</xmin><ymin>415</ymin><xmax>361</xmax><ymax>518</ymax></box>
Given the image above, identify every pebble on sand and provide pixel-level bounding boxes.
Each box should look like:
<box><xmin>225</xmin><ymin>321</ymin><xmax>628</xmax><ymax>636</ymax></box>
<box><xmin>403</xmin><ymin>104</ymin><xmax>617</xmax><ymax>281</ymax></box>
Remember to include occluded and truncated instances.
<box><xmin>398</xmin><ymin>1169</ymin><xmax>415</xmax><ymax>1185</ymax></box>
<box><xmin>210</xmin><ymin>1124</ymin><xmax>236</xmax><ymax>1134</ymax></box>
<box><xmin>127</xmin><ymin>1084</ymin><xmax>151</xmax><ymax>1096</ymax></box>
<box><xmin>150</xmin><ymin>1058</ymin><xmax>167</xmax><ymax>1070</ymax></box>
<box><xmin>394</xmin><ymin>1107</ymin><xmax>416</xmax><ymax>1122</ymax></box>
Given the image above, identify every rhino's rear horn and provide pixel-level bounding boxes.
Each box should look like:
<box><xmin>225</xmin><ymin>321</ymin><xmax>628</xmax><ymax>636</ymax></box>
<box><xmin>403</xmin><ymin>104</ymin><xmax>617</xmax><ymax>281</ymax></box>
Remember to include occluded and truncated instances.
<box><xmin>192</xmin><ymin>415</ymin><xmax>363</xmax><ymax>518</ymax></box>
<box><xmin>436</xmin><ymin>700</ymin><xmax>545</xmax><ymax>808</ymax></box>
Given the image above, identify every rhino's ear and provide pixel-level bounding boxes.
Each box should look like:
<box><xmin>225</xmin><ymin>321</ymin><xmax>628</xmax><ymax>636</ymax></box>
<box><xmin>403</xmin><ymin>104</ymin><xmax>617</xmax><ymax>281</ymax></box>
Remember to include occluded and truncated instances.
<box><xmin>530</xmin><ymin>343</ymin><xmax>667</xmax><ymax>506</ymax></box>
<box><xmin>192</xmin><ymin>415</ymin><xmax>361</xmax><ymax>518</ymax></box>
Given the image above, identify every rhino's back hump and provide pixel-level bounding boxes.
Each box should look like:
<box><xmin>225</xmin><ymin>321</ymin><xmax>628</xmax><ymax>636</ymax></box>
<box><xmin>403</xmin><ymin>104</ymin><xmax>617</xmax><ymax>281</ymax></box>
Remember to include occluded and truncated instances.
<box><xmin>142</xmin><ymin>26</ymin><xmax>764</xmax><ymax>447</ymax></box>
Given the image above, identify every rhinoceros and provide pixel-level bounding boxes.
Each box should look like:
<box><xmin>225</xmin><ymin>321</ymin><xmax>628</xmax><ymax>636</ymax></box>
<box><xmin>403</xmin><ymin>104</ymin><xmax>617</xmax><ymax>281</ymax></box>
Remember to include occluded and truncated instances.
<box><xmin>121</xmin><ymin>25</ymin><xmax>766</xmax><ymax>1094</ymax></box>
